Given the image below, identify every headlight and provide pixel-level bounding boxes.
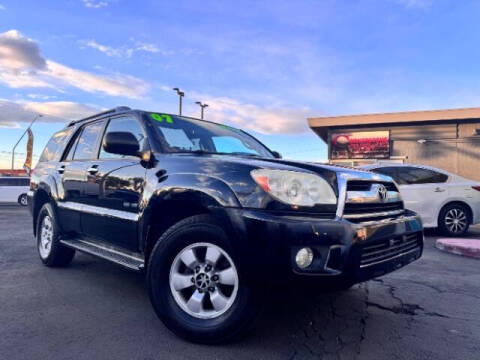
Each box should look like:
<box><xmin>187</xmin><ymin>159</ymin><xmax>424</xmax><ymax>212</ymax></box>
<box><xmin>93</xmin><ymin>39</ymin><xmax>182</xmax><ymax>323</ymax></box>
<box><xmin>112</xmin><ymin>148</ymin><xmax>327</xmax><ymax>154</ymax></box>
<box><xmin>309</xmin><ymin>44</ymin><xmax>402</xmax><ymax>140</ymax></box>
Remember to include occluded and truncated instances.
<box><xmin>251</xmin><ymin>169</ymin><xmax>337</xmax><ymax>207</ymax></box>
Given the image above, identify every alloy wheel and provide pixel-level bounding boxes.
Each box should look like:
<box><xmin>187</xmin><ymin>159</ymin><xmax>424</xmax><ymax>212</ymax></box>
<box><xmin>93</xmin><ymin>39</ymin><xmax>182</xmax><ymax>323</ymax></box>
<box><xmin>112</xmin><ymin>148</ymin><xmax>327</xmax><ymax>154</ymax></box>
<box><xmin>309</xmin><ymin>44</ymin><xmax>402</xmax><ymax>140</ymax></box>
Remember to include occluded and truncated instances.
<box><xmin>169</xmin><ymin>242</ymin><xmax>239</xmax><ymax>319</ymax></box>
<box><xmin>444</xmin><ymin>208</ymin><xmax>467</xmax><ymax>234</ymax></box>
<box><xmin>39</xmin><ymin>215</ymin><xmax>53</xmax><ymax>259</ymax></box>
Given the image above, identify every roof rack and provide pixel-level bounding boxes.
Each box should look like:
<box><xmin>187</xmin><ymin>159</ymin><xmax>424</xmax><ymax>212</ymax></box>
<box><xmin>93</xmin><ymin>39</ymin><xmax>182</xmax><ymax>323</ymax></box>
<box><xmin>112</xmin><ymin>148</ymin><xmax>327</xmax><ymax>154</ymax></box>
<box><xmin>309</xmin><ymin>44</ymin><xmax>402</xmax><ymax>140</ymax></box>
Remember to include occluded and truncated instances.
<box><xmin>67</xmin><ymin>106</ymin><xmax>131</xmax><ymax>127</ymax></box>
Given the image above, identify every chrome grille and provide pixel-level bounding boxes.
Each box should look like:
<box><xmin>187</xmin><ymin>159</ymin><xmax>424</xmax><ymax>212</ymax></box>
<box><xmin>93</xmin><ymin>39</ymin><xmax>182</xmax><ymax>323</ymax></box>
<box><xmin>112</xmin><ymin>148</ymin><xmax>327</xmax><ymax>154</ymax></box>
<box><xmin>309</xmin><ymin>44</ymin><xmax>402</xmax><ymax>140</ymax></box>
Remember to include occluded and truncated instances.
<box><xmin>342</xmin><ymin>180</ymin><xmax>404</xmax><ymax>222</ymax></box>
<box><xmin>360</xmin><ymin>232</ymin><xmax>422</xmax><ymax>267</ymax></box>
<box><xmin>347</xmin><ymin>180</ymin><xmax>398</xmax><ymax>192</ymax></box>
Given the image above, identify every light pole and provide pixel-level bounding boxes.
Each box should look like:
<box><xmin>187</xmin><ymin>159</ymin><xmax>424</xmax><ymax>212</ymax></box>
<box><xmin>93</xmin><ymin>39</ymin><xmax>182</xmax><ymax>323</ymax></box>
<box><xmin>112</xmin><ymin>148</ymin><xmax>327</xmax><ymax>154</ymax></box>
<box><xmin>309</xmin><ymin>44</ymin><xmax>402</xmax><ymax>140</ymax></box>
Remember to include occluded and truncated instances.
<box><xmin>173</xmin><ymin>88</ymin><xmax>185</xmax><ymax>115</ymax></box>
<box><xmin>11</xmin><ymin>114</ymin><xmax>42</xmax><ymax>170</ymax></box>
<box><xmin>195</xmin><ymin>101</ymin><xmax>209</xmax><ymax>120</ymax></box>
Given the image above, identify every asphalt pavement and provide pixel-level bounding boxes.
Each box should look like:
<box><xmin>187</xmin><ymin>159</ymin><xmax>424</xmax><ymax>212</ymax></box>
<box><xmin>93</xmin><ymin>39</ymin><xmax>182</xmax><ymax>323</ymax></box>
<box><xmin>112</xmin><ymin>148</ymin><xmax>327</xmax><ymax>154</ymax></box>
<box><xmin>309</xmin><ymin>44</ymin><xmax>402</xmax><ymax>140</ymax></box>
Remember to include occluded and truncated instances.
<box><xmin>0</xmin><ymin>205</ymin><xmax>479</xmax><ymax>360</ymax></box>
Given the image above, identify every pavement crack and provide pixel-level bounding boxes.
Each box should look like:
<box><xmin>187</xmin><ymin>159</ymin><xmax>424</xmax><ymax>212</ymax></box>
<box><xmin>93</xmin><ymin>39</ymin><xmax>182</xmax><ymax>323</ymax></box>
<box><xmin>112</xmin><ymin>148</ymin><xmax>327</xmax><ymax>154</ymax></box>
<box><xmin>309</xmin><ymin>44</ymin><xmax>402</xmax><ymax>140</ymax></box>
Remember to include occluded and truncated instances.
<box><xmin>366</xmin><ymin>301</ymin><xmax>422</xmax><ymax>315</ymax></box>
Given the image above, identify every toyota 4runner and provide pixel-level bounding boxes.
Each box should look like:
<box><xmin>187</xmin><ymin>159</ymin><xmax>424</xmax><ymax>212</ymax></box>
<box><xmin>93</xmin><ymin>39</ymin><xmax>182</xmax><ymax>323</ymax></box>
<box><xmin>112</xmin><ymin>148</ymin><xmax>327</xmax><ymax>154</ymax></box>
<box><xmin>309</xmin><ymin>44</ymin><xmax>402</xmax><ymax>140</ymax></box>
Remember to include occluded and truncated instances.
<box><xmin>28</xmin><ymin>106</ymin><xmax>423</xmax><ymax>343</ymax></box>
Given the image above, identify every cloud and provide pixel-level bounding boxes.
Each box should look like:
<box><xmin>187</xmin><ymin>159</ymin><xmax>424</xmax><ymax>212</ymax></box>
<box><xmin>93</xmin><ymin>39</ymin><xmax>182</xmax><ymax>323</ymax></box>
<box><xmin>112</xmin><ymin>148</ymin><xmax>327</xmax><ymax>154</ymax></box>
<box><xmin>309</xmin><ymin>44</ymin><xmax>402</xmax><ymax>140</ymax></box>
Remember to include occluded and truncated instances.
<box><xmin>82</xmin><ymin>40</ymin><xmax>121</xmax><ymax>57</ymax></box>
<box><xmin>0</xmin><ymin>99</ymin><xmax>99</xmax><ymax>126</ymax></box>
<box><xmin>46</xmin><ymin>61</ymin><xmax>149</xmax><ymax>98</ymax></box>
<box><xmin>0</xmin><ymin>30</ymin><xmax>149</xmax><ymax>98</ymax></box>
<box><xmin>81</xmin><ymin>39</ymin><xmax>165</xmax><ymax>58</ymax></box>
<box><xmin>0</xmin><ymin>30</ymin><xmax>46</xmax><ymax>70</ymax></box>
<box><xmin>189</xmin><ymin>94</ymin><xmax>310</xmax><ymax>134</ymax></box>
<box><xmin>27</xmin><ymin>93</ymin><xmax>57</xmax><ymax>100</ymax></box>
<box><xmin>23</xmin><ymin>101</ymin><xmax>99</xmax><ymax>121</ymax></box>
<box><xmin>0</xmin><ymin>4</ymin><xmax>5</xmax><ymax>10</ymax></box>
<box><xmin>0</xmin><ymin>121</ymin><xmax>20</xmax><ymax>128</ymax></box>
<box><xmin>82</xmin><ymin>0</ymin><xmax>109</xmax><ymax>8</ymax></box>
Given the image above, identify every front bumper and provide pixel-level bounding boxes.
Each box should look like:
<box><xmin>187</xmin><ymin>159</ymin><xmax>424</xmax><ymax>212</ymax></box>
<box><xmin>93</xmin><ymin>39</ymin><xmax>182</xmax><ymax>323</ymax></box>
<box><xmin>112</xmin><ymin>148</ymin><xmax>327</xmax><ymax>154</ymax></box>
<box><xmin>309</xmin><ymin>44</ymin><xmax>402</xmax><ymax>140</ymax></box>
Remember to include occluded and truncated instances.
<box><xmin>223</xmin><ymin>208</ymin><xmax>423</xmax><ymax>285</ymax></box>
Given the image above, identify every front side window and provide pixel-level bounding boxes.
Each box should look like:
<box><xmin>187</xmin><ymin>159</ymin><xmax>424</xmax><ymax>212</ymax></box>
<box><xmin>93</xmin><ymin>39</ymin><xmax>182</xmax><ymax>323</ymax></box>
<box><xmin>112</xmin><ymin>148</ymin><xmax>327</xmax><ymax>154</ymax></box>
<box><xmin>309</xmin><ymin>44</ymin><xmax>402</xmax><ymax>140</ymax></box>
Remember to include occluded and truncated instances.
<box><xmin>99</xmin><ymin>116</ymin><xmax>146</xmax><ymax>159</ymax></box>
<box><xmin>39</xmin><ymin>127</ymin><xmax>74</xmax><ymax>162</ymax></box>
<box><xmin>73</xmin><ymin>122</ymin><xmax>104</xmax><ymax>160</ymax></box>
<box><xmin>149</xmin><ymin>113</ymin><xmax>274</xmax><ymax>158</ymax></box>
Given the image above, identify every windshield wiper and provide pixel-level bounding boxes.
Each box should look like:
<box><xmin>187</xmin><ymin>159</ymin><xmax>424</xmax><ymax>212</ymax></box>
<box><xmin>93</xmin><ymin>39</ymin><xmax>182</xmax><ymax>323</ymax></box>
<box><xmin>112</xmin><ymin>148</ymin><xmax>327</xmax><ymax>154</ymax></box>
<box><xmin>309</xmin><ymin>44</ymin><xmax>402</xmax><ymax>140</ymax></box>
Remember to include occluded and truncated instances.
<box><xmin>174</xmin><ymin>150</ymin><xmax>216</xmax><ymax>155</ymax></box>
<box><xmin>228</xmin><ymin>152</ymin><xmax>262</xmax><ymax>157</ymax></box>
<box><xmin>173</xmin><ymin>150</ymin><xmax>263</xmax><ymax>157</ymax></box>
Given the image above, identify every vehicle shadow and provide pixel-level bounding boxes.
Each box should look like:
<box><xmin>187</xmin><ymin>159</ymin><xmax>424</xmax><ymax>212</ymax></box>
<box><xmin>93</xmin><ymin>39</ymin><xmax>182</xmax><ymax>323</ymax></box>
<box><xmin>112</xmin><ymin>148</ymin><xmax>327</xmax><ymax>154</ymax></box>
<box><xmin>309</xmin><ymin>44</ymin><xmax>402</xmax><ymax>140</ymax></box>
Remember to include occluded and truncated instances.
<box><xmin>67</xmin><ymin>253</ymin><xmax>370</xmax><ymax>358</ymax></box>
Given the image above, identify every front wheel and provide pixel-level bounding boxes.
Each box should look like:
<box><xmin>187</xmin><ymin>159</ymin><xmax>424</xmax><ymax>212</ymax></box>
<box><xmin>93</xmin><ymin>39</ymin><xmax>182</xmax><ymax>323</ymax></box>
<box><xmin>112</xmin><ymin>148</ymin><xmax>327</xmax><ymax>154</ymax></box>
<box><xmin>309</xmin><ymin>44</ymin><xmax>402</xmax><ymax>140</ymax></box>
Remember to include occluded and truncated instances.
<box><xmin>147</xmin><ymin>215</ymin><xmax>264</xmax><ymax>344</ymax></box>
<box><xmin>438</xmin><ymin>203</ymin><xmax>470</xmax><ymax>237</ymax></box>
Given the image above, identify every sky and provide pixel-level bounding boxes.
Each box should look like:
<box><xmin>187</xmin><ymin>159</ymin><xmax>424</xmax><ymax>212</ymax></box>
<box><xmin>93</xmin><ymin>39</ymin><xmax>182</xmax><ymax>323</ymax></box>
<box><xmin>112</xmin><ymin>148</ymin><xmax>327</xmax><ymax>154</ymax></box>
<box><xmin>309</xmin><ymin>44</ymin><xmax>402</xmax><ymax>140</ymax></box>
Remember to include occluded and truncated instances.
<box><xmin>1</xmin><ymin>0</ymin><xmax>480</xmax><ymax>168</ymax></box>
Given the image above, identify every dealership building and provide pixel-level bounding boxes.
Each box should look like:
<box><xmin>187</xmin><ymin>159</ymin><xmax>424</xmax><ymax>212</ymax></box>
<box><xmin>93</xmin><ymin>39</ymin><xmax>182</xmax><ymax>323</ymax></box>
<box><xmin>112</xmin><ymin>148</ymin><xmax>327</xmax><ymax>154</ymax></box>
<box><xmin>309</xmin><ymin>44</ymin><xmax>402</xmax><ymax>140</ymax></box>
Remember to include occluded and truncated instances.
<box><xmin>308</xmin><ymin>107</ymin><xmax>480</xmax><ymax>181</ymax></box>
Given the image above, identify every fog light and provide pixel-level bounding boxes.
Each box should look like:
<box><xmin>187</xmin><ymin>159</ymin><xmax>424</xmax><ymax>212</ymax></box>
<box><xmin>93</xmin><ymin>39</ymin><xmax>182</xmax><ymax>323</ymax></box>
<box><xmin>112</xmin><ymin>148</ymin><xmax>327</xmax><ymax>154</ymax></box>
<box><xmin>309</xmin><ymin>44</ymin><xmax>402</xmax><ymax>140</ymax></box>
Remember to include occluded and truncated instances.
<box><xmin>295</xmin><ymin>247</ymin><xmax>314</xmax><ymax>269</ymax></box>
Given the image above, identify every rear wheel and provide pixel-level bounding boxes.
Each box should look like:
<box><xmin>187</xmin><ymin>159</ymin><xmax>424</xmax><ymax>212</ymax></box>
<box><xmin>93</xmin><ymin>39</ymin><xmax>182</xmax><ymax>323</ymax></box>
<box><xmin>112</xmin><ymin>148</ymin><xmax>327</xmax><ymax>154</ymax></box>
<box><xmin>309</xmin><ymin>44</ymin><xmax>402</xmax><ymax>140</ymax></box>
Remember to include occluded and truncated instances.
<box><xmin>439</xmin><ymin>203</ymin><xmax>470</xmax><ymax>237</ymax></box>
<box><xmin>147</xmin><ymin>215</ymin><xmax>264</xmax><ymax>344</ymax></box>
<box><xmin>18</xmin><ymin>194</ymin><xmax>28</xmax><ymax>206</ymax></box>
<box><xmin>37</xmin><ymin>203</ymin><xmax>75</xmax><ymax>267</ymax></box>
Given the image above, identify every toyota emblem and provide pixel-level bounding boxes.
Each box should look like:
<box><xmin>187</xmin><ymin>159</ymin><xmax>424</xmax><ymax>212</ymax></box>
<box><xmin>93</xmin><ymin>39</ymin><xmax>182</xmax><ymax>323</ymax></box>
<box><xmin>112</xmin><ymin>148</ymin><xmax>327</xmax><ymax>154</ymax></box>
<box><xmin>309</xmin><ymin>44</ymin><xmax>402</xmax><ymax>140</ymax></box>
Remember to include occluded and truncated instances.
<box><xmin>377</xmin><ymin>184</ymin><xmax>389</xmax><ymax>202</ymax></box>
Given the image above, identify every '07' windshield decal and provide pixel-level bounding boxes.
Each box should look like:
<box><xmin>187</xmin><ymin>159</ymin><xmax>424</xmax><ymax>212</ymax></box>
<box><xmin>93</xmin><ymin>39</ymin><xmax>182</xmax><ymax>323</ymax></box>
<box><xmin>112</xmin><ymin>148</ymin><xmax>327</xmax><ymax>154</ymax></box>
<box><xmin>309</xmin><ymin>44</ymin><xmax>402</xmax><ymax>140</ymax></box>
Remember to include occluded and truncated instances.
<box><xmin>151</xmin><ymin>113</ymin><xmax>173</xmax><ymax>123</ymax></box>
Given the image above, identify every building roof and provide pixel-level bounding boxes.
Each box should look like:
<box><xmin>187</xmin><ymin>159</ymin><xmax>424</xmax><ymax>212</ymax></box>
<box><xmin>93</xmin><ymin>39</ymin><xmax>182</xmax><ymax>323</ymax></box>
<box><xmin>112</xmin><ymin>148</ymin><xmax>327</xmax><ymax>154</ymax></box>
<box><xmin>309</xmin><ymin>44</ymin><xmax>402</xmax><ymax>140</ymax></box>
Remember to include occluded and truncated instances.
<box><xmin>308</xmin><ymin>106</ymin><xmax>480</xmax><ymax>141</ymax></box>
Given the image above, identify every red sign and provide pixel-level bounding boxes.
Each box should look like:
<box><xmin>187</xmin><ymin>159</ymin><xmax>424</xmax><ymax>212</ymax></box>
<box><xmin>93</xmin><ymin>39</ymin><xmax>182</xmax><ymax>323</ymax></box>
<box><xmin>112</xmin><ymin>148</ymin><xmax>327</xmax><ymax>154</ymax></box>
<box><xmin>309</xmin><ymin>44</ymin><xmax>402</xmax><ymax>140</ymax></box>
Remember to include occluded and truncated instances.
<box><xmin>331</xmin><ymin>131</ymin><xmax>390</xmax><ymax>159</ymax></box>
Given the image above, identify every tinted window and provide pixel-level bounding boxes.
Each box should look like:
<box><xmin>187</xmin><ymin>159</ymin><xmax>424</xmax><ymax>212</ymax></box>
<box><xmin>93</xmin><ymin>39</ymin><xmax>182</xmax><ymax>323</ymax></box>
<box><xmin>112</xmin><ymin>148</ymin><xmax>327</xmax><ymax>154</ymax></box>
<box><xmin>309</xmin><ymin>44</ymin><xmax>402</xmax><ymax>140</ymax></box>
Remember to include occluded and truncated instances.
<box><xmin>99</xmin><ymin>117</ymin><xmax>146</xmax><ymax>159</ymax></box>
<box><xmin>375</xmin><ymin>166</ymin><xmax>448</xmax><ymax>185</ymax></box>
<box><xmin>73</xmin><ymin>122</ymin><xmax>104</xmax><ymax>160</ymax></box>
<box><xmin>64</xmin><ymin>132</ymin><xmax>79</xmax><ymax>161</ymax></box>
<box><xmin>39</xmin><ymin>128</ymin><xmax>74</xmax><ymax>162</ymax></box>
<box><xmin>18</xmin><ymin>178</ymin><xmax>30</xmax><ymax>186</ymax></box>
<box><xmin>0</xmin><ymin>178</ymin><xmax>29</xmax><ymax>186</ymax></box>
<box><xmin>372</xmin><ymin>167</ymin><xmax>400</xmax><ymax>183</ymax></box>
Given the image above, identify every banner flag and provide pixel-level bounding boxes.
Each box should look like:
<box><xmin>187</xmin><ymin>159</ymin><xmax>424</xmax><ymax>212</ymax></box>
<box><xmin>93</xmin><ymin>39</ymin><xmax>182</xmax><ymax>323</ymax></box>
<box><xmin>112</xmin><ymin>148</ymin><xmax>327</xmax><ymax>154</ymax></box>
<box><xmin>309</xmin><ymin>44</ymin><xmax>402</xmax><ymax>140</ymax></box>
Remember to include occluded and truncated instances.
<box><xmin>23</xmin><ymin>128</ymin><xmax>34</xmax><ymax>175</ymax></box>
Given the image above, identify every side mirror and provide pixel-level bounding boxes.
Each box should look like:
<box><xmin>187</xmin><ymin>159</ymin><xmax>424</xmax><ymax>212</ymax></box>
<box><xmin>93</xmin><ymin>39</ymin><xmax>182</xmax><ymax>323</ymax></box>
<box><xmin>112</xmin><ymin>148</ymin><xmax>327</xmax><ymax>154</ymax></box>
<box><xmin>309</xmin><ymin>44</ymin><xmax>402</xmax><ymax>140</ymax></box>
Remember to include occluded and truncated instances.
<box><xmin>103</xmin><ymin>132</ymin><xmax>140</xmax><ymax>157</ymax></box>
<box><xmin>272</xmin><ymin>151</ymin><xmax>282</xmax><ymax>159</ymax></box>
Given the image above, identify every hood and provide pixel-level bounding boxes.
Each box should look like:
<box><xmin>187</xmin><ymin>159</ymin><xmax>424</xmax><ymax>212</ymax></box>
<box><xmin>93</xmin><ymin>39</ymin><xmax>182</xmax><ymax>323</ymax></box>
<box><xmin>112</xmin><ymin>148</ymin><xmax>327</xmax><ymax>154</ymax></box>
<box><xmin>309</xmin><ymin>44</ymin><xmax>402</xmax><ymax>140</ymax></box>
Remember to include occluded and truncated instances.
<box><xmin>156</xmin><ymin>153</ymin><xmax>396</xmax><ymax>212</ymax></box>
<box><xmin>159</xmin><ymin>153</ymin><xmax>395</xmax><ymax>190</ymax></box>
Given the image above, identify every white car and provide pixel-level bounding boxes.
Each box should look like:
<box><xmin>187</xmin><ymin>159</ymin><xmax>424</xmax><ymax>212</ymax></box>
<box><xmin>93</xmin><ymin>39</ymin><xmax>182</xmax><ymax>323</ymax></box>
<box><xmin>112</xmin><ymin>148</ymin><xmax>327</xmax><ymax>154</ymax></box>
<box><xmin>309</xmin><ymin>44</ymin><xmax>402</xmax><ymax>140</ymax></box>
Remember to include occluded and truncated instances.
<box><xmin>0</xmin><ymin>177</ymin><xmax>30</xmax><ymax>206</ymax></box>
<box><xmin>360</xmin><ymin>164</ymin><xmax>480</xmax><ymax>236</ymax></box>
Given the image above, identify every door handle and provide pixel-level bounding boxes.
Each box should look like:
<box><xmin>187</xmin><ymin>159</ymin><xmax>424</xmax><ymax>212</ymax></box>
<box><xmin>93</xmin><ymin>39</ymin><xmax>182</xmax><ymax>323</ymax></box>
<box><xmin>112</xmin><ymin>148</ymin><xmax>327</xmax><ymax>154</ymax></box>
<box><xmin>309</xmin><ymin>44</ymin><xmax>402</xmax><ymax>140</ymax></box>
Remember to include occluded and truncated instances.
<box><xmin>87</xmin><ymin>165</ymin><xmax>99</xmax><ymax>174</ymax></box>
<box><xmin>57</xmin><ymin>166</ymin><xmax>65</xmax><ymax>174</ymax></box>
<box><xmin>434</xmin><ymin>187</ymin><xmax>446</xmax><ymax>192</ymax></box>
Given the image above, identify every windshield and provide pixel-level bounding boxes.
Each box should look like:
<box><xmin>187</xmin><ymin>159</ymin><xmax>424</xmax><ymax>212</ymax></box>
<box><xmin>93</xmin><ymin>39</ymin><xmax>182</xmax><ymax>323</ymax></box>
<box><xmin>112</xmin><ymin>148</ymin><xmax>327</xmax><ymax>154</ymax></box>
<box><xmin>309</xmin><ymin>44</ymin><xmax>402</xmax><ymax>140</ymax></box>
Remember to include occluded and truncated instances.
<box><xmin>149</xmin><ymin>113</ymin><xmax>274</xmax><ymax>158</ymax></box>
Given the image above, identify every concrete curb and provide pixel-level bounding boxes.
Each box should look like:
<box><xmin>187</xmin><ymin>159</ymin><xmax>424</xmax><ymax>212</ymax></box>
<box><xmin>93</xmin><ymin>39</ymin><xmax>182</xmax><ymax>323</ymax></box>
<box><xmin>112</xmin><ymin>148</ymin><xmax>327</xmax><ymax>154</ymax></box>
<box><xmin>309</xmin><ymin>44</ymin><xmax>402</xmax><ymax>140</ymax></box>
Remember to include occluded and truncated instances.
<box><xmin>435</xmin><ymin>238</ymin><xmax>480</xmax><ymax>259</ymax></box>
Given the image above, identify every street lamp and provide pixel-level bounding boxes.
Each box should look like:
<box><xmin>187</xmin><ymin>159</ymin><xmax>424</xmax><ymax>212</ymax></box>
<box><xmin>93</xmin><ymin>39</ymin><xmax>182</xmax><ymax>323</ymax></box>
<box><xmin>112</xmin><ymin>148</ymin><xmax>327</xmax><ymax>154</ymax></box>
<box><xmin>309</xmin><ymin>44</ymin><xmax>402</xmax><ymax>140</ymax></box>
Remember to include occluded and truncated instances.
<box><xmin>195</xmin><ymin>101</ymin><xmax>209</xmax><ymax>120</ymax></box>
<box><xmin>173</xmin><ymin>87</ymin><xmax>185</xmax><ymax>115</ymax></box>
<box><xmin>11</xmin><ymin>114</ymin><xmax>42</xmax><ymax>170</ymax></box>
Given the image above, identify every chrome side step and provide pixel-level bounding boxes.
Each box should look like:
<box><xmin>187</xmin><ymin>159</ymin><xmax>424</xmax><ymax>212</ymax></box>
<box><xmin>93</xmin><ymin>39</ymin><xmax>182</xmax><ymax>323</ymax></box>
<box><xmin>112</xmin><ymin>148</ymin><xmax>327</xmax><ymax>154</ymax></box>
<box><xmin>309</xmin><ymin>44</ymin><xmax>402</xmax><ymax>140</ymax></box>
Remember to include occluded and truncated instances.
<box><xmin>60</xmin><ymin>238</ymin><xmax>145</xmax><ymax>272</ymax></box>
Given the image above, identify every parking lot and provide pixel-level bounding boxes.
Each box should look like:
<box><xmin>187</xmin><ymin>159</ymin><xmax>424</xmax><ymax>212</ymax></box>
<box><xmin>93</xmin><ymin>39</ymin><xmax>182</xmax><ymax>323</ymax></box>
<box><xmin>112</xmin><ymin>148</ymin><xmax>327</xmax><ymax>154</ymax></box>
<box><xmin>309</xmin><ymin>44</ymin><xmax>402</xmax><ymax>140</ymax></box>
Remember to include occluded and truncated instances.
<box><xmin>0</xmin><ymin>205</ymin><xmax>479</xmax><ymax>360</ymax></box>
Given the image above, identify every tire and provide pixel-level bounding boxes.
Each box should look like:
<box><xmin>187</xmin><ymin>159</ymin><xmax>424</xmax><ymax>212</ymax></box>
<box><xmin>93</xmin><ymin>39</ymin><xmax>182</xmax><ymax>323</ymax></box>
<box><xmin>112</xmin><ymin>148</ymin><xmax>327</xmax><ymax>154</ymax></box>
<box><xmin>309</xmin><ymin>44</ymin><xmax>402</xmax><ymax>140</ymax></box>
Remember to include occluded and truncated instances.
<box><xmin>147</xmin><ymin>214</ymin><xmax>264</xmax><ymax>344</ymax></box>
<box><xmin>37</xmin><ymin>203</ymin><xmax>75</xmax><ymax>267</ymax></box>
<box><xmin>18</xmin><ymin>193</ymin><xmax>28</xmax><ymax>206</ymax></box>
<box><xmin>438</xmin><ymin>203</ymin><xmax>470</xmax><ymax>237</ymax></box>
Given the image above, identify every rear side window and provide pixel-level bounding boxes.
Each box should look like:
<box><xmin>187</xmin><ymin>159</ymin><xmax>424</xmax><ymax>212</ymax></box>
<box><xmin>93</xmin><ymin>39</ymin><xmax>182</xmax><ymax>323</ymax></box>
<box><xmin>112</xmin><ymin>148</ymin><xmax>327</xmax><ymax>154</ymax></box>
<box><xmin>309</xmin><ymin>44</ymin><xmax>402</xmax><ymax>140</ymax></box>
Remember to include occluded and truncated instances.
<box><xmin>73</xmin><ymin>122</ymin><xmax>104</xmax><ymax>160</ymax></box>
<box><xmin>38</xmin><ymin>128</ymin><xmax>74</xmax><ymax>162</ymax></box>
<box><xmin>374</xmin><ymin>166</ymin><xmax>448</xmax><ymax>185</ymax></box>
<box><xmin>0</xmin><ymin>178</ymin><xmax>29</xmax><ymax>186</ymax></box>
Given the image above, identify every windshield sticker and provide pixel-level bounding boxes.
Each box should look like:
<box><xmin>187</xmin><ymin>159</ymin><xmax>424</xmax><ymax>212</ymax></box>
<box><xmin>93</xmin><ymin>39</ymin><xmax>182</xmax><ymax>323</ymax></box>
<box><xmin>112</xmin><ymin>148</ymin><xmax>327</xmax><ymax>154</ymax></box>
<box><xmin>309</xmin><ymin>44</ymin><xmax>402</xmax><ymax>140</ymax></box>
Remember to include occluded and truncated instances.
<box><xmin>151</xmin><ymin>113</ymin><xmax>173</xmax><ymax>124</ymax></box>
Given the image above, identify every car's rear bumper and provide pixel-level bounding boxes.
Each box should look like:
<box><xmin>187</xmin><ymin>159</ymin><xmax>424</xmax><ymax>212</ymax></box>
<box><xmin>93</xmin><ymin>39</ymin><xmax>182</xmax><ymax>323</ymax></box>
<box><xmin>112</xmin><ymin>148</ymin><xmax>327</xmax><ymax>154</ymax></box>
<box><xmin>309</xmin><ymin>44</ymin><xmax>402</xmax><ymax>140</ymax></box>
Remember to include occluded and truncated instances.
<box><xmin>222</xmin><ymin>208</ymin><xmax>423</xmax><ymax>285</ymax></box>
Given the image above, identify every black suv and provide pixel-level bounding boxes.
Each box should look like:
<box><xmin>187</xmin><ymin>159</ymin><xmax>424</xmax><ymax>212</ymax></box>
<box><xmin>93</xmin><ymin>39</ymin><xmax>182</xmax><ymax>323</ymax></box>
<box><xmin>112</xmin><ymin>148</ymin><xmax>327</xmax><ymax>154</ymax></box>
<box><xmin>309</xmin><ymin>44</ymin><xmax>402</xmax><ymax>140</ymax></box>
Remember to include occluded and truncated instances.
<box><xmin>28</xmin><ymin>107</ymin><xmax>423</xmax><ymax>343</ymax></box>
